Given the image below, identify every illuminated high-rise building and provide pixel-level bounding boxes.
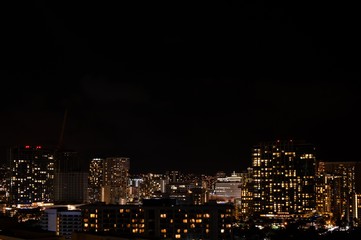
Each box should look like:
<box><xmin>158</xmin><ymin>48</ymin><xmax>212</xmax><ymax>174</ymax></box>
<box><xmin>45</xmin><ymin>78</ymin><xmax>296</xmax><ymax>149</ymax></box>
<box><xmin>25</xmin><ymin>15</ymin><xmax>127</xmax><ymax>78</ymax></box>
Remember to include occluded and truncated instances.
<box><xmin>9</xmin><ymin>145</ymin><xmax>55</xmax><ymax>206</ymax></box>
<box><xmin>0</xmin><ymin>163</ymin><xmax>10</xmax><ymax>203</ymax></box>
<box><xmin>128</xmin><ymin>176</ymin><xmax>143</xmax><ymax>203</ymax></box>
<box><xmin>317</xmin><ymin>161</ymin><xmax>357</xmax><ymax>222</ymax></box>
<box><xmin>102</xmin><ymin>157</ymin><xmax>130</xmax><ymax>204</ymax></box>
<box><xmin>138</xmin><ymin>173</ymin><xmax>168</xmax><ymax>199</ymax></box>
<box><xmin>356</xmin><ymin>194</ymin><xmax>361</xmax><ymax>226</ymax></box>
<box><xmin>88</xmin><ymin>158</ymin><xmax>104</xmax><ymax>203</ymax></box>
<box><xmin>252</xmin><ymin>140</ymin><xmax>317</xmax><ymax>218</ymax></box>
<box><xmin>240</xmin><ymin>167</ymin><xmax>253</xmax><ymax>220</ymax></box>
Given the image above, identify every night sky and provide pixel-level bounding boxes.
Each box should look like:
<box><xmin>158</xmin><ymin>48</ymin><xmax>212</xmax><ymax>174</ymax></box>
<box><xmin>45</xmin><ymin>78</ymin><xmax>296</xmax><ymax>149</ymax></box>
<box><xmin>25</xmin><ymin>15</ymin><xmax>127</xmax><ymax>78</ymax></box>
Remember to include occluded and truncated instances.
<box><xmin>2</xmin><ymin>2</ymin><xmax>360</xmax><ymax>174</ymax></box>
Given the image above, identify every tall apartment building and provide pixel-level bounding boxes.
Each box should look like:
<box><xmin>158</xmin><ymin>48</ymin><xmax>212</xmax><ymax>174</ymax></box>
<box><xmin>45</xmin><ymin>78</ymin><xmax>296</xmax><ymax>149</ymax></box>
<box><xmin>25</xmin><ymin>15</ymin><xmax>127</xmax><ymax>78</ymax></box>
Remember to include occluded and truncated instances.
<box><xmin>88</xmin><ymin>157</ymin><xmax>130</xmax><ymax>204</ymax></box>
<box><xmin>316</xmin><ymin>161</ymin><xmax>357</xmax><ymax>222</ymax></box>
<box><xmin>0</xmin><ymin>163</ymin><xmax>10</xmax><ymax>203</ymax></box>
<box><xmin>252</xmin><ymin>140</ymin><xmax>317</xmax><ymax>218</ymax></box>
<box><xmin>128</xmin><ymin>176</ymin><xmax>143</xmax><ymax>203</ymax></box>
<box><xmin>240</xmin><ymin>167</ymin><xmax>253</xmax><ymax>220</ymax></box>
<box><xmin>9</xmin><ymin>145</ymin><xmax>55</xmax><ymax>206</ymax></box>
<box><xmin>54</xmin><ymin>150</ymin><xmax>88</xmax><ymax>204</ymax></box>
<box><xmin>88</xmin><ymin>158</ymin><xmax>104</xmax><ymax>203</ymax></box>
<box><xmin>103</xmin><ymin>157</ymin><xmax>130</xmax><ymax>204</ymax></box>
<box><xmin>54</xmin><ymin>172</ymin><xmax>88</xmax><ymax>204</ymax></box>
<box><xmin>137</xmin><ymin>173</ymin><xmax>168</xmax><ymax>199</ymax></box>
<box><xmin>356</xmin><ymin>194</ymin><xmax>361</xmax><ymax>226</ymax></box>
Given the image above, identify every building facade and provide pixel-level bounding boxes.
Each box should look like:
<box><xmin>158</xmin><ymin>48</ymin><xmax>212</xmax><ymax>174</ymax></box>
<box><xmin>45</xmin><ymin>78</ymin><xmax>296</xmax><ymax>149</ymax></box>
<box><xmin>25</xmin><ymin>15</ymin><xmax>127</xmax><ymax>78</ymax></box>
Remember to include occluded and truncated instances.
<box><xmin>317</xmin><ymin>161</ymin><xmax>357</xmax><ymax>222</ymax></box>
<box><xmin>10</xmin><ymin>145</ymin><xmax>55</xmax><ymax>206</ymax></box>
<box><xmin>252</xmin><ymin>140</ymin><xmax>317</xmax><ymax>218</ymax></box>
<box><xmin>54</xmin><ymin>151</ymin><xmax>88</xmax><ymax>204</ymax></box>
<box><xmin>54</xmin><ymin>172</ymin><xmax>88</xmax><ymax>204</ymax></box>
<box><xmin>87</xmin><ymin>157</ymin><xmax>130</xmax><ymax>204</ymax></box>
<box><xmin>239</xmin><ymin>167</ymin><xmax>253</xmax><ymax>220</ymax></box>
<box><xmin>39</xmin><ymin>207</ymin><xmax>82</xmax><ymax>239</ymax></box>
<box><xmin>80</xmin><ymin>199</ymin><xmax>234</xmax><ymax>240</ymax></box>
<box><xmin>103</xmin><ymin>157</ymin><xmax>130</xmax><ymax>204</ymax></box>
<box><xmin>212</xmin><ymin>171</ymin><xmax>243</xmax><ymax>202</ymax></box>
<box><xmin>88</xmin><ymin>158</ymin><xmax>104</xmax><ymax>203</ymax></box>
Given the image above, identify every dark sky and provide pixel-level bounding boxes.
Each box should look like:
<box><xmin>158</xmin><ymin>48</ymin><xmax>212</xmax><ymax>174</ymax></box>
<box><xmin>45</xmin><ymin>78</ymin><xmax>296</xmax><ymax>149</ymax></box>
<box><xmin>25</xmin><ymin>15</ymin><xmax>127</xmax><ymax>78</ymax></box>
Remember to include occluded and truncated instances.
<box><xmin>2</xmin><ymin>2</ymin><xmax>360</xmax><ymax>174</ymax></box>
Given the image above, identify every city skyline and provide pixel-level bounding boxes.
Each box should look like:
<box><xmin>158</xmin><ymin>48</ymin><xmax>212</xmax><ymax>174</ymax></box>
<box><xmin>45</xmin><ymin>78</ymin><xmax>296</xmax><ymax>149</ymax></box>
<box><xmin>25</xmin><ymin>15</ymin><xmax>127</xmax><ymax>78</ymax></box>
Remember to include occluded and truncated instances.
<box><xmin>2</xmin><ymin>2</ymin><xmax>360</xmax><ymax>174</ymax></box>
<box><xmin>3</xmin><ymin>141</ymin><xmax>360</xmax><ymax>228</ymax></box>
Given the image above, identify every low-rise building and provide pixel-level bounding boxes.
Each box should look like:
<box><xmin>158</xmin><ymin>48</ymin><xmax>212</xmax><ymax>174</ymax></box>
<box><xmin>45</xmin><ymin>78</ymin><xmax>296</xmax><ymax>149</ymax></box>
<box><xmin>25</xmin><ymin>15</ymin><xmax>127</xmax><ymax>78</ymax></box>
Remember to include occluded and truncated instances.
<box><xmin>80</xmin><ymin>199</ymin><xmax>234</xmax><ymax>240</ymax></box>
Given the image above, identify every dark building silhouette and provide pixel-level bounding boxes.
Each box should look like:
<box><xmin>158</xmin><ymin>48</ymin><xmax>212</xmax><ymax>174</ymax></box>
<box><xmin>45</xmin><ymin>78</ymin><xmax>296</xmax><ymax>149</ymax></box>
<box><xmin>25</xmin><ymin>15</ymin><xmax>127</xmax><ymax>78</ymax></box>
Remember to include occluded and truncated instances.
<box><xmin>54</xmin><ymin>150</ymin><xmax>88</xmax><ymax>204</ymax></box>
